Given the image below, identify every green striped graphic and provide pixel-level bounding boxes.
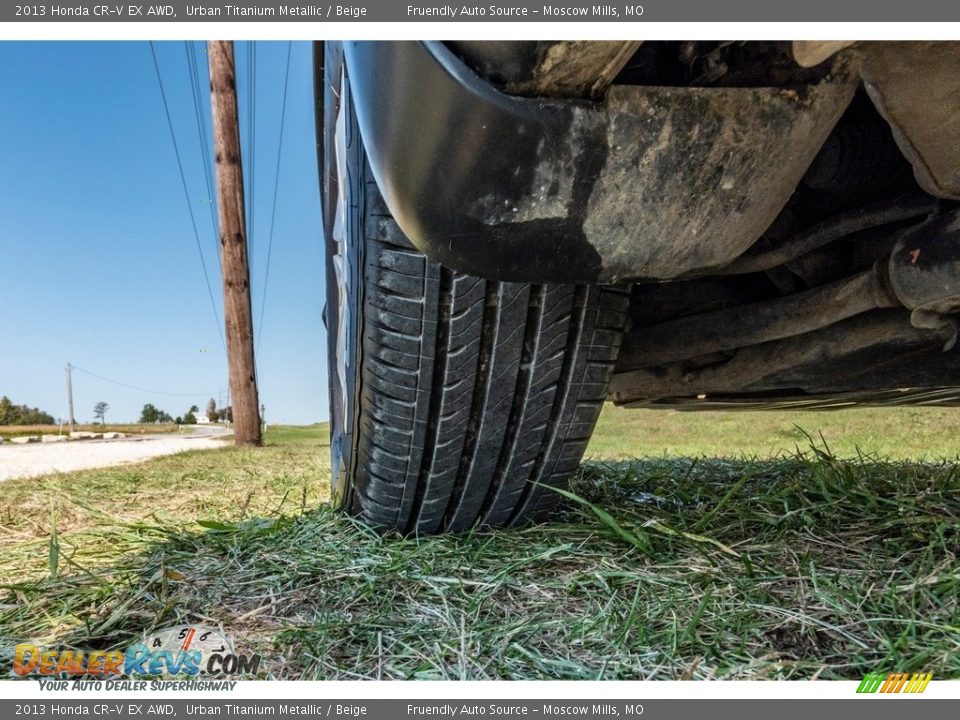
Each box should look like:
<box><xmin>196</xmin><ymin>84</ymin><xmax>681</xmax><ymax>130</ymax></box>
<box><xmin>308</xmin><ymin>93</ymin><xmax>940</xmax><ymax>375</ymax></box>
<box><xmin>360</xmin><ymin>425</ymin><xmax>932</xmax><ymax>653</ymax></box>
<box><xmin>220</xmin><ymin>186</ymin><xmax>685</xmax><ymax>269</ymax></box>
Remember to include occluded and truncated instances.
<box><xmin>857</xmin><ymin>671</ymin><xmax>932</xmax><ymax>694</ymax></box>
<box><xmin>857</xmin><ymin>672</ymin><xmax>886</xmax><ymax>693</ymax></box>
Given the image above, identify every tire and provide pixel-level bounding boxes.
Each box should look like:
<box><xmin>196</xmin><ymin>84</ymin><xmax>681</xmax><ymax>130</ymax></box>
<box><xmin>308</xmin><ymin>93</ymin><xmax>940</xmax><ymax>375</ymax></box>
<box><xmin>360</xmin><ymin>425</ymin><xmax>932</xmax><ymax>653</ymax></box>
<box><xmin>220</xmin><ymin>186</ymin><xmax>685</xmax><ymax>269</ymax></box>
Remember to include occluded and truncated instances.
<box><xmin>320</xmin><ymin>43</ymin><xmax>629</xmax><ymax>533</ymax></box>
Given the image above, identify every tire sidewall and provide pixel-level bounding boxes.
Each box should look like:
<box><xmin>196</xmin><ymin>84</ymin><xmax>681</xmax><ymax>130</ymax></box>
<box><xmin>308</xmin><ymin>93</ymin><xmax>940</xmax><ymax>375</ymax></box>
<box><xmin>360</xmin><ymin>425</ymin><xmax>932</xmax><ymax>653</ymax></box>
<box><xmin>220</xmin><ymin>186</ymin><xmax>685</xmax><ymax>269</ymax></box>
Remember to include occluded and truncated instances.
<box><xmin>321</xmin><ymin>42</ymin><xmax>364</xmax><ymax>514</ymax></box>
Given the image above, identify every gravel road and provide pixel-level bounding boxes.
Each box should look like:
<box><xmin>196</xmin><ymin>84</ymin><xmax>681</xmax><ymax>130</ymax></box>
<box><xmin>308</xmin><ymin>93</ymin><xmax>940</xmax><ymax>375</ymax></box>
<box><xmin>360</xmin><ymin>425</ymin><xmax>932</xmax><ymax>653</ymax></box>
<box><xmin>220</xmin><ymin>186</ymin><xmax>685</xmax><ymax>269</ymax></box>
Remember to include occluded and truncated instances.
<box><xmin>0</xmin><ymin>429</ymin><xmax>232</xmax><ymax>482</ymax></box>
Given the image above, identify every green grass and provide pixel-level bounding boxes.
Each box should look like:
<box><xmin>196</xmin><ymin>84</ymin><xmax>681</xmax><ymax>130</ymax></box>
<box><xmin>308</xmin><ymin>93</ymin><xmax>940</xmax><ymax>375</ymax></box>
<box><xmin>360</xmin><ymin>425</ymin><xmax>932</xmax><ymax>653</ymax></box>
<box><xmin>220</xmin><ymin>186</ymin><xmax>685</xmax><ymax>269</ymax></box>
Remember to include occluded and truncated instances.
<box><xmin>1</xmin><ymin>412</ymin><xmax>958</xmax><ymax>680</ymax></box>
<box><xmin>590</xmin><ymin>404</ymin><xmax>960</xmax><ymax>460</ymax></box>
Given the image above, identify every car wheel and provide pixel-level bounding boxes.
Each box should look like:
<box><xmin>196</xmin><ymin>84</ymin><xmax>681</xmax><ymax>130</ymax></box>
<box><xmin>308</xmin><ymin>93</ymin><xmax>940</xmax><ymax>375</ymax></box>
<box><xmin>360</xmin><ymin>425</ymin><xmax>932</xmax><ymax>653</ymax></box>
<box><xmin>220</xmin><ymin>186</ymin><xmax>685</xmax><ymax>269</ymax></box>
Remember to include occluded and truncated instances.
<box><xmin>320</xmin><ymin>42</ymin><xmax>629</xmax><ymax>533</ymax></box>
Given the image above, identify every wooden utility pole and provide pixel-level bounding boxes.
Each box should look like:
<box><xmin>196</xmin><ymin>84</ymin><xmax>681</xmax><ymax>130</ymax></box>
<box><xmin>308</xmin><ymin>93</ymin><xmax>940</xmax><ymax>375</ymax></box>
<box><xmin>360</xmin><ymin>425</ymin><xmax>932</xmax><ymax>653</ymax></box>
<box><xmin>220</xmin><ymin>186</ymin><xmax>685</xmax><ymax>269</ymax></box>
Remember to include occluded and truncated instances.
<box><xmin>208</xmin><ymin>40</ymin><xmax>261</xmax><ymax>447</ymax></box>
<box><xmin>65</xmin><ymin>362</ymin><xmax>76</xmax><ymax>432</ymax></box>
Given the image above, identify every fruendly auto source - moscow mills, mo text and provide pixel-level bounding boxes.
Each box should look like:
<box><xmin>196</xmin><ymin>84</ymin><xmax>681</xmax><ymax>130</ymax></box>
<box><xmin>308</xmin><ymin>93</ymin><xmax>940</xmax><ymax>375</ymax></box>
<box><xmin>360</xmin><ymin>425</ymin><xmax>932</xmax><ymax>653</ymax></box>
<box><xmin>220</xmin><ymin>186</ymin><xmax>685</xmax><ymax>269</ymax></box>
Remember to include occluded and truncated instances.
<box><xmin>405</xmin><ymin>4</ymin><xmax>642</xmax><ymax>16</ymax></box>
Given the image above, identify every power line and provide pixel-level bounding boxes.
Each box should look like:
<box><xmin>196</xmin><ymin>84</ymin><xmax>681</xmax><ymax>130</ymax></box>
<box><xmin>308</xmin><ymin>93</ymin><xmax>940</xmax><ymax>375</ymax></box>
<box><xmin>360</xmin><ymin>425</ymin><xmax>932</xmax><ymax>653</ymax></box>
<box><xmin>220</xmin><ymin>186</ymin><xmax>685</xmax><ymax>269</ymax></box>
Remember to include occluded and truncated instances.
<box><xmin>149</xmin><ymin>41</ymin><xmax>227</xmax><ymax>355</ymax></box>
<box><xmin>256</xmin><ymin>41</ymin><xmax>293</xmax><ymax>353</ymax></box>
<box><xmin>72</xmin><ymin>365</ymin><xmax>219</xmax><ymax>398</ymax></box>
<box><xmin>245</xmin><ymin>41</ymin><xmax>257</xmax><ymax>260</ymax></box>
<box><xmin>184</xmin><ymin>40</ymin><xmax>220</xmax><ymax>260</ymax></box>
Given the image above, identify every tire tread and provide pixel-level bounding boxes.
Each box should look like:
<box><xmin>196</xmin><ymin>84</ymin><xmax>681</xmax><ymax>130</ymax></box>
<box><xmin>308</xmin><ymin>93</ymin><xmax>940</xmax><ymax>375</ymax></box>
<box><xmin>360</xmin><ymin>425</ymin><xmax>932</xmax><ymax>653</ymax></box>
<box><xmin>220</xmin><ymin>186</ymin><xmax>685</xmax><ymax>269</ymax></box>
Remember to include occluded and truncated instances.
<box><xmin>349</xmin><ymin>173</ymin><xmax>627</xmax><ymax>533</ymax></box>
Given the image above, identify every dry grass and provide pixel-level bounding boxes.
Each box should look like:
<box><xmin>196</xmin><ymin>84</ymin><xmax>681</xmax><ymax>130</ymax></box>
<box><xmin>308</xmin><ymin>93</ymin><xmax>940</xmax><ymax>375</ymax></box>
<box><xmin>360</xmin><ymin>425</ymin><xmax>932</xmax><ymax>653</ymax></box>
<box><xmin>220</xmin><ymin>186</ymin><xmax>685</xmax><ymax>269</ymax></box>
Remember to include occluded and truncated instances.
<box><xmin>0</xmin><ymin>424</ymin><xmax>179</xmax><ymax>439</ymax></box>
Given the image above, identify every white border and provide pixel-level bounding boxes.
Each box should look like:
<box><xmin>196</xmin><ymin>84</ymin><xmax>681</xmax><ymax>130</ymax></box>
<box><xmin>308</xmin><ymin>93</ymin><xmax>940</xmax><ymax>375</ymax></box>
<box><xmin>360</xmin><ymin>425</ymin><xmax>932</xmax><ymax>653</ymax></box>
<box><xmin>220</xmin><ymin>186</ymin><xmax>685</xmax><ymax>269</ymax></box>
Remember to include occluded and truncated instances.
<box><xmin>3</xmin><ymin>679</ymin><xmax>960</xmax><ymax>699</ymax></box>
<box><xmin>2</xmin><ymin>13</ymin><xmax>959</xmax><ymax>705</ymax></box>
<box><xmin>3</xmin><ymin>21</ymin><xmax>960</xmax><ymax>41</ymax></box>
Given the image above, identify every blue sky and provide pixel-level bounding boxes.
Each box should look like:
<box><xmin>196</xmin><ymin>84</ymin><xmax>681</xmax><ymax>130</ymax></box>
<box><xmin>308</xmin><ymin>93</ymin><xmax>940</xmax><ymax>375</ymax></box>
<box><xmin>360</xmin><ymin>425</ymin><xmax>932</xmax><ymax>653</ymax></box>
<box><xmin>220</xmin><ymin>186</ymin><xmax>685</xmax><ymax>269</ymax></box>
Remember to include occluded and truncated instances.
<box><xmin>0</xmin><ymin>41</ymin><xmax>329</xmax><ymax>425</ymax></box>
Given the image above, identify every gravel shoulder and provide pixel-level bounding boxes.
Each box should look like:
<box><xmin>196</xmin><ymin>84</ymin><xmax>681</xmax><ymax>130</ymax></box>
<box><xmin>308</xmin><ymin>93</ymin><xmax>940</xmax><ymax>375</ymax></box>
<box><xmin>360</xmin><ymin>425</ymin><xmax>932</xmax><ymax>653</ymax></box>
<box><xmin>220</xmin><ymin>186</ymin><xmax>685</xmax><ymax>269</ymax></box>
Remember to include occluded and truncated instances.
<box><xmin>0</xmin><ymin>430</ymin><xmax>232</xmax><ymax>481</ymax></box>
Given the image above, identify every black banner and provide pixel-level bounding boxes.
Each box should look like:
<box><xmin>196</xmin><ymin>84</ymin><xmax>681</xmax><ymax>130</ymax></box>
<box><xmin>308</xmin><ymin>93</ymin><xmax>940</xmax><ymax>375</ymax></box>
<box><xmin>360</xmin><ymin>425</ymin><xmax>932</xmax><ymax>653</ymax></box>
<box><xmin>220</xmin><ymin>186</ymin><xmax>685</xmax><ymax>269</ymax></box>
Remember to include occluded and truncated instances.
<box><xmin>5</xmin><ymin>0</ymin><xmax>960</xmax><ymax>22</ymax></box>
<box><xmin>2</xmin><ymin>699</ymin><xmax>958</xmax><ymax>719</ymax></box>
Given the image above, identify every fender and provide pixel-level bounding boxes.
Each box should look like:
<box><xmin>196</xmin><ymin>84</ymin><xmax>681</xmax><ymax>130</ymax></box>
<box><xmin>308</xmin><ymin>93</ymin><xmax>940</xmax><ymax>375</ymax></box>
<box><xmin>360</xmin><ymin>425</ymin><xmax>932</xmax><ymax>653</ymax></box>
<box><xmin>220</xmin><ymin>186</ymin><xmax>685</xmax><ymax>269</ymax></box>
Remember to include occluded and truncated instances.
<box><xmin>341</xmin><ymin>41</ymin><xmax>857</xmax><ymax>283</ymax></box>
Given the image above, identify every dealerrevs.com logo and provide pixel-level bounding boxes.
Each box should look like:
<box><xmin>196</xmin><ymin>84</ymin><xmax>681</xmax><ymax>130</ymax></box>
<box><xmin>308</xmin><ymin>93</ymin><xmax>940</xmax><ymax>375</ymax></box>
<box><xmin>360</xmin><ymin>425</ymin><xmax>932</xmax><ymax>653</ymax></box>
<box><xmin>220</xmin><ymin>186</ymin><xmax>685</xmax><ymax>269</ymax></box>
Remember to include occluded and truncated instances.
<box><xmin>13</xmin><ymin>625</ymin><xmax>261</xmax><ymax>679</ymax></box>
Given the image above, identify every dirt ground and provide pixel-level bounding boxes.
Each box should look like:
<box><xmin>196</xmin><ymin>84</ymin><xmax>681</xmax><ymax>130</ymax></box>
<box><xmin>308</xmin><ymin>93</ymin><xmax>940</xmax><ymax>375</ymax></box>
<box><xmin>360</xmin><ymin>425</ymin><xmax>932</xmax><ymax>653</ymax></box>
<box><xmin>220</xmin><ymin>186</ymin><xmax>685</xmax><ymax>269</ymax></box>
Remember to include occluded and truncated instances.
<box><xmin>0</xmin><ymin>427</ymin><xmax>231</xmax><ymax>481</ymax></box>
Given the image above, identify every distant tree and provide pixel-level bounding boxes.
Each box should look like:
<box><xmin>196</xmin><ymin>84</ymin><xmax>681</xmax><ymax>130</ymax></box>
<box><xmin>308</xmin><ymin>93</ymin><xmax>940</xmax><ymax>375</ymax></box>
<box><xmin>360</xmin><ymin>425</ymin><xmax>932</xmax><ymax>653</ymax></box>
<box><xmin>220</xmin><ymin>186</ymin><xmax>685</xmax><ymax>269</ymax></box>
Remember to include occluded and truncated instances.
<box><xmin>17</xmin><ymin>407</ymin><xmax>55</xmax><ymax>424</ymax></box>
<box><xmin>183</xmin><ymin>404</ymin><xmax>198</xmax><ymax>424</ymax></box>
<box><xmin>219</xmin><ymin>405</ymin><xmax>233</xmax><ymax>423</ymax></box>
<box><xmin>174</xmin><ymin>416</ymin><xmax>183</xmax><ymax>425</ymax></box>
<box><xmin>140</xmin><ymin>403</ymin><xmax>160</xmax><ymax>423</ymax></box>
<box><xmin>93</xmin><ymin>401</ymin><xmax>109</xmax><ymax>425</ymax></box>
<box><xmin>206</xmin><ymin>398</ymin><xmax>219</xmax><ymax>423</ymax></box>
<box><xmin>140</xmin><ymin>405</ymin><xmax>174</xmax><ymax>424</ymax></box>
<box><xmin>0</xmin><ymin>395</ymin><xmax>55</xmax><ymax>425</ymax></box>
<box><xmin>0</xmin><ymin>396</ymin><xmax>15</xmax><ymax>425</ymax></box>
